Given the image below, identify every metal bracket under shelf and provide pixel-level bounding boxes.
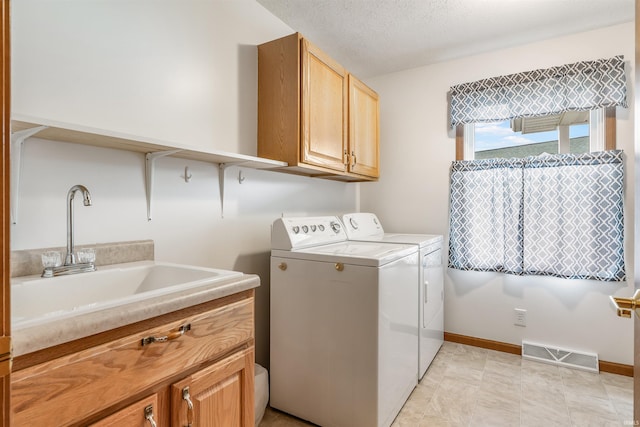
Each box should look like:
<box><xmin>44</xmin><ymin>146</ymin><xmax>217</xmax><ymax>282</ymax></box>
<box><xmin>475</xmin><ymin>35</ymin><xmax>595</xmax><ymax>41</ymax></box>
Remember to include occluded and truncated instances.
<box><xmin>145</xmin><ymin>149</ymin><xmax>182</xmax><ymax>221</ymax></box>
<box><xmin>218</xmin><ymin>162</ymin><xmax>249</xmax><ymax>218</ymax></box>
<box><xmin>10</xmin><ymin>125</ymin><xmax>49</xmax><ymax>224</ymax></box>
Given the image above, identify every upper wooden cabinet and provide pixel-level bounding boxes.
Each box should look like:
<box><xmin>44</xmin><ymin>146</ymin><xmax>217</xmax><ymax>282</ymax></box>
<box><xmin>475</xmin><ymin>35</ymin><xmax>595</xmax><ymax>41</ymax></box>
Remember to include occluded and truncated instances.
<box><xmin>349</xmin><ymin>74</ymin><xmax>380</xmax><ymax>178</ymax></box>
<box><xmin>300</xmin><ymin>37</ymin><xmax>348</xmax><ymax>174</ymax></box>
<box><xmin>258</xmin><ymin>33</ymin><xmax>379</xmax><ymax>181</ymax></box>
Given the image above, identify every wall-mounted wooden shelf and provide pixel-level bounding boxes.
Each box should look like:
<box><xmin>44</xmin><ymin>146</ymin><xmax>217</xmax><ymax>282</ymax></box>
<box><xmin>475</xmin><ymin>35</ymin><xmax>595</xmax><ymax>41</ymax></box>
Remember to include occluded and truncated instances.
<box><xmin>10</xmin><ymin>114</ymin><xmax>288</xmax><ymax>221</ymax></box>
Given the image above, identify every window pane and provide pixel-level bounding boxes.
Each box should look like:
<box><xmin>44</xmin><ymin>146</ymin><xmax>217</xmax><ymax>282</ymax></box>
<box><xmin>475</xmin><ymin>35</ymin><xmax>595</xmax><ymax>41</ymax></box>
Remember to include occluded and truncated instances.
<box><xmin>569</xmin><ymin>123</ymin><xmax>589</xmax><ymax>154</ymax></box>
<box><xmin>473</xmin><ymin>114</ymin><xmax>591</xmax><ymax>159</ymax></box>
<box><xmin>474</xmin><ymin>120</ymin><xmax>558</xmax><ymax>160</ymax></box>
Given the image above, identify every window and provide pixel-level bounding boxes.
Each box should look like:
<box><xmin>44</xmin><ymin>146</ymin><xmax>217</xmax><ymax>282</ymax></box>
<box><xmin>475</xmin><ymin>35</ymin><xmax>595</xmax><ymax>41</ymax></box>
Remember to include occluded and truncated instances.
<box><xmin>475</xmin><ymin>113</ymin><xmax>588</xmax><ymax>159</ymax></box>
<box><xmin>458</xmin><ymin>107</ymin><xmax>616</xmax><ymax>161</ymax></box>
<box><xmin>451</xmin><ymin>110</ymin><xmax>624</xmax><ymax>281</ymax></box>
<box><xmin>448</xmin><ymin>56</ymin><xmax>627</xmax><ymax>281</ymax></box>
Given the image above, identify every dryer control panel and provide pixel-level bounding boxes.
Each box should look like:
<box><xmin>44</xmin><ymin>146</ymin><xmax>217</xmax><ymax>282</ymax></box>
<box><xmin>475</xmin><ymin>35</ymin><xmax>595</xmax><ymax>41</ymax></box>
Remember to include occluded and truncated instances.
<box><xmin>271</xmin><ymin>216</ymin><xmax>347</xmax><ymax>250</ymax></box>
<box><xmin>342</xmin><ymin>212</ymin><xmax>385</xmax><ymax>239</ymax></box>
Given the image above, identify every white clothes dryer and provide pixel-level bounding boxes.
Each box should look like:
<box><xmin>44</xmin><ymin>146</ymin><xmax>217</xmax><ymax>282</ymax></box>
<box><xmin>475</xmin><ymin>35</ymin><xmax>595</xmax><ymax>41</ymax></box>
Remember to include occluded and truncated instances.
<box><xmin>342</xmin><ymin>212</ymin><xmax>444</xmax><ymax>379</ymax></box>
<box><xmin>270</xmin><ymin>216</ymin><xmax>419</xmax><ymax>427</ymax></box>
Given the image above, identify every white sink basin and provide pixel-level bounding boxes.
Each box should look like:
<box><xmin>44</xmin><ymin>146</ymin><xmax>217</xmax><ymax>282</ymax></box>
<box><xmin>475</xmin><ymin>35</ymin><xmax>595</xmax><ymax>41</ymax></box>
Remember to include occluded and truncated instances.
<box><xmin>11</xmin><ymin>261</ymin><xmax>243</xmax><ymax>329</ymax></box>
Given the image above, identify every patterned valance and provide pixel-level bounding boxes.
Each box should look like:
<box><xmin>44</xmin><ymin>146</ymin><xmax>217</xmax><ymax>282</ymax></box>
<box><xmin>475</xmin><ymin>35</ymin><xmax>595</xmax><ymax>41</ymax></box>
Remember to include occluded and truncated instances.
<box><xmin>449</xmin><ymin>56</ymin><xmax>627</xmax><ymax>128</ymax></box>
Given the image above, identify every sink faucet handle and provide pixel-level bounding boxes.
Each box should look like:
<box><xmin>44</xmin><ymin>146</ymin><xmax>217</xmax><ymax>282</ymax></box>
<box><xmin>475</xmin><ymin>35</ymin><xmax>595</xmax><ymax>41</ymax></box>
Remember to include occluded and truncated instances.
<box><xmin>41</xmin><ymin>251</ymin><xmax>61</xmax><ymax>268</ymax></box>
<box><xmin>76</xmin><ymin>248</ymin><xmax>96</xmax><ymax>264</ymax></box>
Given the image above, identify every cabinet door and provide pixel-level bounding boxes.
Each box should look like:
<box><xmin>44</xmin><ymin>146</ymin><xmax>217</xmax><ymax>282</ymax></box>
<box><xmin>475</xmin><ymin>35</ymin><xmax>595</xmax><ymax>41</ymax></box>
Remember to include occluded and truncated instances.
<box><xmin>90</xmin><ymin>395</ymin><xmax>159</xmax><ymax>427</ymax></box>
<box><xmin>301</xmin><ymin>38</ymin><xmax>348</xmax><ymax>172</ymax></box>
<box><xmin>172</xmin><ymin>347</ymin><xmax>254</xmax><ymax>427</ymax></box>
<box><xmin>349</xmin><ymin>75</ymin><xmax>379</xmax><ymax>178</ymax></box>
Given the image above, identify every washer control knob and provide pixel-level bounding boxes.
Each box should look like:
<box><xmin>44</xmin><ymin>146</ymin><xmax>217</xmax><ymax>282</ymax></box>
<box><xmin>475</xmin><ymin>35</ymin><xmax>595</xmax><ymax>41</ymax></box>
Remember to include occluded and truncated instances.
<box><xmin>292</xmin><ymin>226</ymin><xmax>300</xmax><ymax>234</ymax></box>
<box><xmin>318</xmin><ymin>224</ymin><xmax>325</xmax><ymax>231</ymax></box>
<box><xmin>330</xmin><ymin>221</ymin><xmax>341</xmax><ymax>233</ymax></box>
<box><xmin>311</xmin><ymin>225</ymin><xmax>317</xmax><ymax>232</ymax></box>
<box><xmin>302</xmin><ymin>225</ymin><xmax>309</xmax><ymax>233</ymax></box>
<box><xmin>349</xmin><ymin>218</ymin><xmax>358</xmax><ymax>229</ymax></box>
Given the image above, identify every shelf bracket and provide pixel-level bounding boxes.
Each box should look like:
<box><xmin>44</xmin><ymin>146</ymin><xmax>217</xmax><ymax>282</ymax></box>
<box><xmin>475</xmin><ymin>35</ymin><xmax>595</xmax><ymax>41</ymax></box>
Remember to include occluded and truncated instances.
<box><xmin>145</xmin><ymin>149</ymin><xmax>182</xmax><ymax>221</ymax></box>
<box><xmin>218</xmin><ymin>162</ymin><xmax>247</xmax><ymax>218</ymax></box>
<box><xmin>10</xmin><ymin>125</ymin><xmax>48</xmax><ymax>224</ymax></box>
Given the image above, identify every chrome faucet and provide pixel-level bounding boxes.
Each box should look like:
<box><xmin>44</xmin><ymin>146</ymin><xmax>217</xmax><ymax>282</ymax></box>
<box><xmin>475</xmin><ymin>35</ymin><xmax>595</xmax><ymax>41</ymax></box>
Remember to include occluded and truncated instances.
<box><xmin>65</xmin><ymin>184</ymin><xmax>92</xmax><ymax>265</ymax></box>
<box><xmin>42</xmin><ymin>185</ymin><xmax>96</xmax><ymax>278</ymax></box>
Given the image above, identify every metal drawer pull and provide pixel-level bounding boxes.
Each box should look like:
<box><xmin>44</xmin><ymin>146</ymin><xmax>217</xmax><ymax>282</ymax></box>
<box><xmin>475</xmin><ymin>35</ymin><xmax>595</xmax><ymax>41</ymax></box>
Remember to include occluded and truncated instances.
<box><xmin>183</xmin><ymin>386</ymin><xmax>194</xmax><ymax>427</ymax></box>
<box><xmin>141</xmin><ymin>324</ymin><xmax>191</xmax><ymax>346</ymax></box>
<box><xmin>144</xmin><ymin>405</ymin><xmax>157</xmax><ymax>427</ymax></box>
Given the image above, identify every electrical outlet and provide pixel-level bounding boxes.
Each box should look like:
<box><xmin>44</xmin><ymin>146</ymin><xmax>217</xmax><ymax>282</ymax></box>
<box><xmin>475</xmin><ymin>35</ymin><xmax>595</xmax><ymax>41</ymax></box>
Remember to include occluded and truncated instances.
<box><xmin>514</xmin><ymin>308</ymin><xmax>527</xmax><ymax>327</ymax></box>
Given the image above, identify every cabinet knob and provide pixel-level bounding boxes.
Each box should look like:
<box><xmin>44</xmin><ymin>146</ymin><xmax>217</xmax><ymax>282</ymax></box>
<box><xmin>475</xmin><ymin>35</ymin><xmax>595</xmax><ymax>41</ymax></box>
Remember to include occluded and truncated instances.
<box><xmin>335</xmin><ymin>263</ymin><xmax>344</xmax><ymax>272</ymax></box>
<box><xmin>278</xmin><ymin>262</ymin><xmax>287</xmax><ymax>271</ymax></box>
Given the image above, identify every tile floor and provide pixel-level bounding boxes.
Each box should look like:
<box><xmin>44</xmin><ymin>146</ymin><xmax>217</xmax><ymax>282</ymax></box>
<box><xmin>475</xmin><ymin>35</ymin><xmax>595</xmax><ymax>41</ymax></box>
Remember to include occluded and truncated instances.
<box><xmin>259</xmin><ymin>341</ymin><xmax>634</xmax><ymax>427</ymax></box>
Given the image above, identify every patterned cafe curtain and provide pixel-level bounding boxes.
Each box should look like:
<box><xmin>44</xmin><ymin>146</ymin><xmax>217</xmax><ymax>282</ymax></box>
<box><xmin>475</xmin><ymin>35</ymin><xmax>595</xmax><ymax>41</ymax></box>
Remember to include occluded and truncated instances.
<box><xmin>449</xmin><ymin>56</ymin><xmax>627</xmax><ymax>128</ymax></box>
<box><xmin>449</xmin><ymin>151</ymin><xmax>625</xmax><ymax>281</ymax></box>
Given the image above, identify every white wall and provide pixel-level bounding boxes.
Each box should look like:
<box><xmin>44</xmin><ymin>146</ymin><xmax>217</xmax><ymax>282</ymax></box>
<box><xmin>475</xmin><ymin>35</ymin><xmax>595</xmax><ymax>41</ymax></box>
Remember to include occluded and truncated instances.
<box><xmin>361</xmin><ymin>23</ymin><xmax>635</xmax><ymax>364</ymax></box>
<box><xmin>11</xmin><ymin>0</ymin><xmax>358</xmax><ymax>368</ymax></box>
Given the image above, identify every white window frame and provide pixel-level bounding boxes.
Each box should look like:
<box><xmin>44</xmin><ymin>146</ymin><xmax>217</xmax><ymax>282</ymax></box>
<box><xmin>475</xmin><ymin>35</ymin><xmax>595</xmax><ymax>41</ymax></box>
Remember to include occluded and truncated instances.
<box><xmin>460</xmin><ymin>108</ymin><xmax>613</xmax><ymax>160</ymax></box>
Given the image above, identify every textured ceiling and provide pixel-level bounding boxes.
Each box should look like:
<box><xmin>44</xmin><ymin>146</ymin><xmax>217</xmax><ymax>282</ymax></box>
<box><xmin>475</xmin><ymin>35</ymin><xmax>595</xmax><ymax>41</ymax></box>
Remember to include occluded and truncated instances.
<box><xmin>257</xmin><ymin>0</ymin><xmax>634</xmax><ymax>78</ymax></box>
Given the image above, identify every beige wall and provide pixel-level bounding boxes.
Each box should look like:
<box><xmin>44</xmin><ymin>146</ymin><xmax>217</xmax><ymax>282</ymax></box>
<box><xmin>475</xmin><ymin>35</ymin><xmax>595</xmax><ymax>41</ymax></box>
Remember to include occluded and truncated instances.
<box><xmin>362</xmin><ymin>22</ymin><xmax>635</xmax><ymax>364</ymax></box>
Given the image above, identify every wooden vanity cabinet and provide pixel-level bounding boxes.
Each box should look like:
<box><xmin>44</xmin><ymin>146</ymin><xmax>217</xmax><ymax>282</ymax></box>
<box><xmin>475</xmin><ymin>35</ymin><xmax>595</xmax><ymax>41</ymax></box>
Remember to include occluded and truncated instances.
<box><xmin>258</xmin><ymin>32</ymin><xmax>379</xmax><ymax>181</ymax></box>
<box><xmin>11</xmin><ymin>290</ymin><xmax>256</xmax><ymax>427</ymax></box>
<box><xmin>89</xmin><ymin>395</ymin><xmax>160</xmax><ymax>427</ymax></box>
<box><xmin>171</xmin><ymin>347</ymin><xmax>254</xmax><ymax>426</ymax></box>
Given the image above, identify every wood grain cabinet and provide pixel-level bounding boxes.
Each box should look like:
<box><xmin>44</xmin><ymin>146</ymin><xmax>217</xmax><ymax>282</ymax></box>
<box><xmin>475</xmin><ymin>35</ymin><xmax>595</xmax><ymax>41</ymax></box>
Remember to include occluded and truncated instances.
<box><xmin>258</xmin><ymin>32</ymin><xmax>379</xmax><ymax>181</ymax></box>
<box><xmin>89</xmin><ymin>395</ymin><xmax>160</xmax><ymax>427</ymax></box>
<box><xmin>348</xmin><ymin>74</ymin><xmax>380</xmax><ymax>178</ymax></box>
<box><xmin>11</xmin><ymin>290</ymin><xmax>256</xmax><ymax>427</ymax></box>
<box><xmin>172</xmin><ymin>347</ymin><xmax>254</xmax><ymax>427</ymax></box>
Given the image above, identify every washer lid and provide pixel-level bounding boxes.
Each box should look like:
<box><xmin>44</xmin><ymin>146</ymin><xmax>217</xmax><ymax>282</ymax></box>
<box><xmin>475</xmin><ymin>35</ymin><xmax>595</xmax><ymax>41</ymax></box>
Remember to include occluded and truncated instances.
<box><xmin>272</xmin><ymin>241</ymin><xmax>418</xmax><ymax>267</ymax></box>
<box><xmin>341</xmin><ymin>213</ymin><xmax>442</xmax><ymax>248</ymax></box>
<box><xmin>351</xmin><ymin>233</ymin><xmax>443</xmax><ymax>248</ymax></box>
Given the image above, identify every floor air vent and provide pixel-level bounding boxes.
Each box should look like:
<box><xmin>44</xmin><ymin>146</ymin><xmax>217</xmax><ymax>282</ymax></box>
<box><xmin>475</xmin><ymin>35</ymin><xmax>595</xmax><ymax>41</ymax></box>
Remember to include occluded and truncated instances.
<box><xmin>522</xmin><ymin>341</ymin><xmax>599</xmax><ymax>372</ymax></box>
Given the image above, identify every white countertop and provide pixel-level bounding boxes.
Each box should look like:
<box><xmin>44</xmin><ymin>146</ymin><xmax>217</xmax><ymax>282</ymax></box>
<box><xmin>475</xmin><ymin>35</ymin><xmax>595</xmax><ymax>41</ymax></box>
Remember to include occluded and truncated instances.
<box><xmin>12</xmin><ymin>273</ymin><xmax>259</xmax><ymax>356</ymax></box>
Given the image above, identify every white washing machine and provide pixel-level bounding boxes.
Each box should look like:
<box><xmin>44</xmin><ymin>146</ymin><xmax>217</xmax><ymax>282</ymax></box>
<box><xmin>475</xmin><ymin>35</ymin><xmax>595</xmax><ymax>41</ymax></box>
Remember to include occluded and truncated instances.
<box><xmin>342</xmin><ymin>212</ymin><xmax>444</xmax><ymax>379</ymax></box>
<box><xmin>270</xmin><ymin>216</ymin><xmax>419</xmax><ymax>427</ymax></box>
